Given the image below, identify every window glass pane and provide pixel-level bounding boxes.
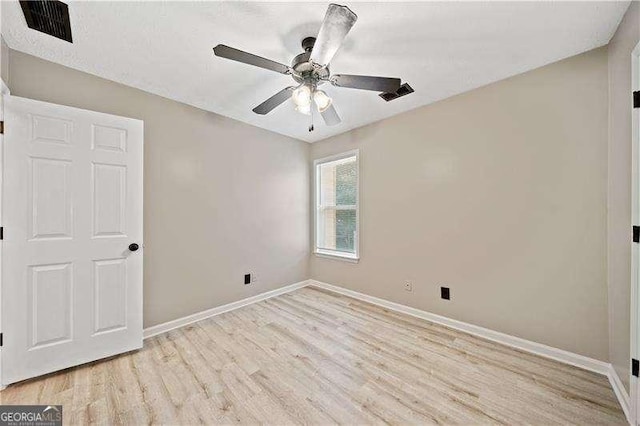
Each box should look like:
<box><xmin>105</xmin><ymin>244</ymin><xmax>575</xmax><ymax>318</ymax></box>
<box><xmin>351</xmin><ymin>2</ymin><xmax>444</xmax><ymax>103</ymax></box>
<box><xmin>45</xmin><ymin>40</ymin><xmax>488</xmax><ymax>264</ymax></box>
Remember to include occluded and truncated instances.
<box><xmin>316</xmin><ymin>154</ymin><xmax>358</xmax><ymax>256</ymax></box>
<box><xmin>317</xmin><ymin>208</ymin><xmax>336</xmax><ymax>251</ymax></box>
<box><xmin>335</xmin><ymin>209</ymin><xmax>356</xmax><ymax>252</ymax></box>
<box><xmin>319</xmin><ymin>156</ymin><xmax>356</xmax><ymax>207</ymax></box>
<box><xmin>317</xmin><ymin>207</ymin><xmax>356</xmax><ymax>253</ymax></box>
<box><xmin>335</xmin><ymin>161</ymin><xmax>357</xmax><ymax>206</ymax></box>
<box><xmin>319</xmin><ymin>162</ymin><xmax>336</xmax><ymax>207</ymax></box>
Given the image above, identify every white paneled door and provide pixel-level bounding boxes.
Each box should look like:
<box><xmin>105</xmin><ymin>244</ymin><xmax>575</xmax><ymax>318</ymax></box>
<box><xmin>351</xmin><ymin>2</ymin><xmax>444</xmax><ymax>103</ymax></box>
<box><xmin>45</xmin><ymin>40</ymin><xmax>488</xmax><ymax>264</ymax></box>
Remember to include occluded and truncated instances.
<box><xmin>2</xmin><ymin>96</ymin><xmax>143</xmax><ymax>386</ymax></box>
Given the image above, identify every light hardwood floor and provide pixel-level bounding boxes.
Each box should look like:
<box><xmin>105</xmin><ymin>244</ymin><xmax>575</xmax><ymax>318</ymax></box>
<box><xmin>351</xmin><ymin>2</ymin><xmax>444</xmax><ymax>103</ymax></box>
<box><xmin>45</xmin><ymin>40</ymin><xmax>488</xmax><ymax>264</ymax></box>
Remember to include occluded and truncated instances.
<box><xmin>0</xmin><ymin>287</ymin><xmax>626</xmax><ymax>425</ymax></box>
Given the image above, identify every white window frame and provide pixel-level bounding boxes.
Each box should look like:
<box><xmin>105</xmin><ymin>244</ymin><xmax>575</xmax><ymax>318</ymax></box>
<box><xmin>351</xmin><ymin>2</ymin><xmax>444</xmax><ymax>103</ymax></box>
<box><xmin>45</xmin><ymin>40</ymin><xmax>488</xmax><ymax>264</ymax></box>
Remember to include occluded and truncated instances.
<box><xmin>313</xmin><ymin>149</ymin><xmax>360</xmax><ymax>262</ymax></box>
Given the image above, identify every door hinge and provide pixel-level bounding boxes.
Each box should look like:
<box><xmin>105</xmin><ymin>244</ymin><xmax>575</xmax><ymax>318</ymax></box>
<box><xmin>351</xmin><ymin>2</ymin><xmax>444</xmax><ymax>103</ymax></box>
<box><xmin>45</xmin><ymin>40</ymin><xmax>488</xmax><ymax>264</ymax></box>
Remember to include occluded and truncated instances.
<box><xmin>0</xmin><ymin>121</ymin><xmax>3</xmax><ymax>134</ymax></box>
<box><xmin>633</xmin><ymin>359</ymin><xmax>639</xmax><ymax>377</ymax></box>
<box><xmin>0</xmin><ymin>227</ymin><xmax>3</xmax><ymax>240</ymax></box>
<box><xmin>635</xmin><ymin>91</ymin><xmax>640</xmax><ymax>109</ymax></box>
<box><xmin>0</xmin><ymin>333</ymin><xmax>4</xmax><ymax>347</ymax></box>
<box><xmin>633</xmin><ymin>226</ymin><xmax>639</xmax><ymax>243</ymax></box>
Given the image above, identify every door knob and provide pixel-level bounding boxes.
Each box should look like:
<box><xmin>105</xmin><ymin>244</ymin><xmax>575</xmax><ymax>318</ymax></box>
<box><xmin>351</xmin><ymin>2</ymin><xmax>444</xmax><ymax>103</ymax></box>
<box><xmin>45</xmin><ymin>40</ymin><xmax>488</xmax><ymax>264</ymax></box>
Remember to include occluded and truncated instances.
<box><xmin>129</xmin><ymin>243</ymin><xmax>139</xmax><ymax>252</ymax></box>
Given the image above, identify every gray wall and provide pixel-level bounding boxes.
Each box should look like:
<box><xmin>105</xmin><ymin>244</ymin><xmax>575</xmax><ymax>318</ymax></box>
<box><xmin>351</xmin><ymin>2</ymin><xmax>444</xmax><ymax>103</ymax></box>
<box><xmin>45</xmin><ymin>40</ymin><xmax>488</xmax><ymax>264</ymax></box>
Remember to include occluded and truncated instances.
<box><xmin>6</xmin><ymin>39</ymin><xmax>620</xmax><ymax>364</ymax></box>
<box><xmin>310</xmin><ymin>47</ymin><xmax>610</xmax><ymax>361</ymax></box>
<box><xmin>0</xmin><ymin>0</ymin><xmax>7</xmax><ymax>85</ymax></box>
<box><xmin>608</xmin><ymin>1</ymin><xmax>640</xmax><ymax>392</ymax></box>
<box><xmin>7</xmin><ymin>50</ymin><xmax>310</xmax><ymax>328</ymax></box>
<box><xmin>1</xmin><ymin>37</ymin><xmax>8</xmax><ymax>85</ymax></box>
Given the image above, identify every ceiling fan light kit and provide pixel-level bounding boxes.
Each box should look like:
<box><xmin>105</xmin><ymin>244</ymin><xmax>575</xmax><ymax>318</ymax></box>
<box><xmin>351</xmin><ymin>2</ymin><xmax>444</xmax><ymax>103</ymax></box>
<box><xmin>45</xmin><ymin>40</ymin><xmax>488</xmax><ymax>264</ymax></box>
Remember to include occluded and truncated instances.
<box><xmin>213</xmin><ymin>3</ymin><xmax>407</xmax><ymax>131</ymax></box>
<box><xmin>314</xmin><ymin>90</ymin><xmax>332</xmax><ymax>113</ymax></box>
<box><xmin>295</xmin><ymin>104</ymin><xmax>311</xmax><ymax>116</ymax></box>
<box><xmin>292</xmin><ymin>85</ymin><xmax>312</xmax><ymax>107</ymax></box>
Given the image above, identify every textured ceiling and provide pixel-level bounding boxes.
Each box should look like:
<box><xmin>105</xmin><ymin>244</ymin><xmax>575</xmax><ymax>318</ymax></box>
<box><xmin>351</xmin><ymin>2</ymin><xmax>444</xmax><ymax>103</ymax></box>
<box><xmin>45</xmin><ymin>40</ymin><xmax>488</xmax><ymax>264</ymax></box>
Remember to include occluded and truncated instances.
<box><xmin>2</xmin><ymin>1</ymin><xmax>630</xmax><ymax>142</ymax></box>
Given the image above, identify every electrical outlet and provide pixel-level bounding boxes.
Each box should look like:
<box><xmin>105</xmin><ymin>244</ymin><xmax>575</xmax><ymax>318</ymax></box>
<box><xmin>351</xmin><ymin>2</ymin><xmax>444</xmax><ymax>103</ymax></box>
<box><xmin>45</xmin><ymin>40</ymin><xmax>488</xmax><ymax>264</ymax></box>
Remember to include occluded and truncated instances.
<box><xmin>441</xmin><ymin>286</ymin><xmax>450</xmax><ymax>300</ymax></box>
<box><xmin>244</xmin><ymin>274</ymin><xmax>251</xmax><ymax>285</ymax></box>
<box><xmin>404</xmin><ymin>281</ymin><xmax>413</xmax><ymax>292</ymax></box>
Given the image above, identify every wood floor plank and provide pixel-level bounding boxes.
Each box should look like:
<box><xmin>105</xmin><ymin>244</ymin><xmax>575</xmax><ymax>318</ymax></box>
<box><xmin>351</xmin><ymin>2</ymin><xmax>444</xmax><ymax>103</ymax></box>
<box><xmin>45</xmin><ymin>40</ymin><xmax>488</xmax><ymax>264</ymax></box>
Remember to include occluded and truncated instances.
<box><xmin>0</xmin><ymin>286</ymin><xmax>626</xmax><ymax>425</ymax></box>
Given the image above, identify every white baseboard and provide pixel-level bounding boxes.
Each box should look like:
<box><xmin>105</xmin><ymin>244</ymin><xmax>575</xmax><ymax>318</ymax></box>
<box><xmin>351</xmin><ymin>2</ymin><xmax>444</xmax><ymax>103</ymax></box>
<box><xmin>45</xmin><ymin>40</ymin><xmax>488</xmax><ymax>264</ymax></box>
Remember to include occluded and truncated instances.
<box><xmin>308</xmin><ymin>280</ymin><xmax>610</xmax><ymax>376</ymax></box>
<box><xmin>143</xmin><ymin>280</ymin><xmax>310</xmax><ymax>339</ymax></box>
<box><xmin>141</xmin><ymin>278</ymin><xmax>628</xmax><ymax>421</ymax></box>
<box><xmin>608</xmin><ymin>365</ymin><xmax>632</xmax><ymax>424</ymax></box>
<box><xmin>145</xmin><ymin>278</ymin><xmax>610</xmax><ymax>375</ymax></box>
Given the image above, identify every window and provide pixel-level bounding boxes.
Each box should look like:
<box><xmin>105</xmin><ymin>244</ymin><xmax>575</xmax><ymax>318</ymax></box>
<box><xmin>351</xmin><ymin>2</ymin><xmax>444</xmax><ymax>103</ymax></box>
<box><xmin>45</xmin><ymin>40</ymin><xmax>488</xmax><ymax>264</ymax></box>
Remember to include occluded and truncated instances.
<box><xmin>314</xmin><ymin>150</ymin><xmax>359</xmax><ymax>261</ymax></box>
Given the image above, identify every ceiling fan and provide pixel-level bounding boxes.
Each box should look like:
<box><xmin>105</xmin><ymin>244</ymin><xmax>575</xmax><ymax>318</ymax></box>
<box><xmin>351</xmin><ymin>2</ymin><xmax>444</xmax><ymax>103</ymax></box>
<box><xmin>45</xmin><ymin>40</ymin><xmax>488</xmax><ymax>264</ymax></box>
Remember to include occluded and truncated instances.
<box><xmin>213</xmin><ymin>4</ymin><xmax>403</xmax><ymax>131</ymax></box>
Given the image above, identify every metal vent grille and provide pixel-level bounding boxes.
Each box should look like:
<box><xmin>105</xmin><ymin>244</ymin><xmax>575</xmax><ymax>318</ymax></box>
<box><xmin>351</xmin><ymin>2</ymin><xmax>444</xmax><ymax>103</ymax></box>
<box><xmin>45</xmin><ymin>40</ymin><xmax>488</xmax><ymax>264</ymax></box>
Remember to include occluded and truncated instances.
<box><xmin>20</xmin><ymin>0</ymin><xmax>73</xmax><ymax>43</ymax></box>
<box><xmin>380</xmin><ymin>83</ymin><xmax>414</xmax><ymax>102</ymax></box>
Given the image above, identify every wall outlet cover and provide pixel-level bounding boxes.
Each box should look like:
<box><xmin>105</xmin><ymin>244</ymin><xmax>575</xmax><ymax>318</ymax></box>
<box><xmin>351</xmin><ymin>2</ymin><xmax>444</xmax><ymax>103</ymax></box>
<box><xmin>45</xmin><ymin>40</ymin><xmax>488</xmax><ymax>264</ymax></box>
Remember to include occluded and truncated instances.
<box><xmin>441</xmin><ymin>287</ymin><xmax>450</xmax><ymax>300</ymax></box>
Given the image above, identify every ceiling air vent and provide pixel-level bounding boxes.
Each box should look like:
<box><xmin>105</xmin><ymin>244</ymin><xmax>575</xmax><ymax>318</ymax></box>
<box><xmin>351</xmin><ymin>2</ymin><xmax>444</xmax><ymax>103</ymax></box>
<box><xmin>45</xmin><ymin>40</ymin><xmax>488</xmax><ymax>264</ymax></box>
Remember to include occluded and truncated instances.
<box><xmin>20</xmin><ymin>0</ymin><xmax>73</xmax><ymax>43</ymax></box>
<box><xmin>380</xmin><ymin>83</ymin><xmax>414</xmax><ymax>102</ymax></box>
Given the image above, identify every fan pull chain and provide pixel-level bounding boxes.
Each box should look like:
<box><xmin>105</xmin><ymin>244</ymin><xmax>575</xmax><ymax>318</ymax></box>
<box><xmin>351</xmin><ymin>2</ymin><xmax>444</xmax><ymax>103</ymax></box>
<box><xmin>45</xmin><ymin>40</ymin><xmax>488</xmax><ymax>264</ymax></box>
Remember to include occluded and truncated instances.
<box><xmin>309</xmin><ymin>96</ymin><xmax>315</xmax><ymax>132</ymax></box>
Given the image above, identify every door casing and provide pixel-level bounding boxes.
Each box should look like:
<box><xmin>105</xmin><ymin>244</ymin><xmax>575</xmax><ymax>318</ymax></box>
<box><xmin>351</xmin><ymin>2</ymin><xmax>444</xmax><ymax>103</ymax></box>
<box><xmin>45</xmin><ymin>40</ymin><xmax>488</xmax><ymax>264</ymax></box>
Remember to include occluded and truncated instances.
<box><xmin>0</xmin><ymin>77</ymin><xmax>9</xmax><ymax>389</ymax></box>
<box><xmin>631</xmin><ymin>39</ymin><xmax>640</xmax><ymax>425</ymax></box>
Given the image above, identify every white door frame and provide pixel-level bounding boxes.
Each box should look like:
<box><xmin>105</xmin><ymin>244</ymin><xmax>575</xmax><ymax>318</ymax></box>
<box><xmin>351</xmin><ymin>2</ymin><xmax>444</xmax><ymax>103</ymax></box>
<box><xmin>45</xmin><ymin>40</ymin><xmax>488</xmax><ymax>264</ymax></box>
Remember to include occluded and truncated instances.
<box><xmin>0</xmin><ymin>77</ymin><xmax>10</xmax><ymax>390</ymax></box>
<box><xmin>631</xmin><ymin>39</ymin><xmax>640</xmax><ymax>425</ymax></box>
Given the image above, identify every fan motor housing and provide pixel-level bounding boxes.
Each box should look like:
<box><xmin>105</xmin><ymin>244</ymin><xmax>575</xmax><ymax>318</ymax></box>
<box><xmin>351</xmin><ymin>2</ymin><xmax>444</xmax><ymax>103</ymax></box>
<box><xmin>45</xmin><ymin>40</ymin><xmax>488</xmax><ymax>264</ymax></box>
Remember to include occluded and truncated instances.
<box><xmin>291</xmin><ymin>37</ymin><xmax>329</xmax><ymax>85</ymax></box>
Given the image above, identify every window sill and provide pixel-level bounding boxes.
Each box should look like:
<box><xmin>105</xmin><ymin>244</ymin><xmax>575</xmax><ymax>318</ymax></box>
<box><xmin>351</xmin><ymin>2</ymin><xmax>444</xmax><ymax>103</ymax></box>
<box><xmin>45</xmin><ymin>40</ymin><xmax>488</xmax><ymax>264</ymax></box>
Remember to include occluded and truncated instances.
<box><xmin>313</xmin><ymin>250</ymin><xmax>360</xmax><ymax>263</ymax></box>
